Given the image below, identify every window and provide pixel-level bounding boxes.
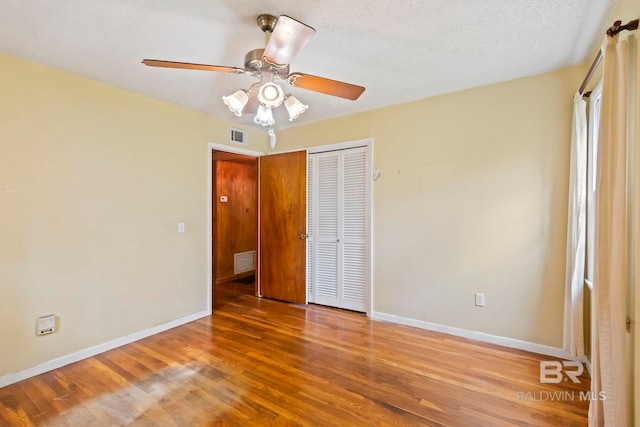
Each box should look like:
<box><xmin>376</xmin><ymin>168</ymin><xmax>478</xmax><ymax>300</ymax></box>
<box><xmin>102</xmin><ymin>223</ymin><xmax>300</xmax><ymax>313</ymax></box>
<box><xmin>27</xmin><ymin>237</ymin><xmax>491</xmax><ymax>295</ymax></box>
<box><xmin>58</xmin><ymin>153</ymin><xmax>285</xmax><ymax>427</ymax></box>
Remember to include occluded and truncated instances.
<box><xmin>585</xmin><ymin>80</ymin><xmax>602</xmax><ymax>287</ymax></box>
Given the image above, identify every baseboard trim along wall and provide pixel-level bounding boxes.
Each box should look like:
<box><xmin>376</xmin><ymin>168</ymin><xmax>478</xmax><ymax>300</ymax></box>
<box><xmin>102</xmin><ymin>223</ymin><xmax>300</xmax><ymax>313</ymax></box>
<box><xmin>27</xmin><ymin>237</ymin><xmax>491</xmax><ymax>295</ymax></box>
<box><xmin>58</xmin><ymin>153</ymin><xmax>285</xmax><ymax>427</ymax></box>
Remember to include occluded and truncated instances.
<box><xmin>371</xmin><ymin>311</ymin><xmax>579</xmax><ymax>360</ymax></box>
<box><xmin>0</xmin><ymin>310</ymin><xmax>210</xmax><ymax>388</ymax></box>
<box><xmin>0</xmin><ymin>308</ymin><xmax>581</xmax><ymax>389</ymax></box>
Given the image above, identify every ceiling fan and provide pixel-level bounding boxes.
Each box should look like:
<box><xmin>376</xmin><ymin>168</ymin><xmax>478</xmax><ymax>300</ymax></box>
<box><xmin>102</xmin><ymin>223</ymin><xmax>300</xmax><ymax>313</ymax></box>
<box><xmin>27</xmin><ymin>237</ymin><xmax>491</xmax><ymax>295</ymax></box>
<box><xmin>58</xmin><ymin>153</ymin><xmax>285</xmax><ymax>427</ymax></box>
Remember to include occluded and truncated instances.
<box><xmin>142</xmin><ymin>14</ymin><xmax>365</xmax><ymax>142</ymax></box>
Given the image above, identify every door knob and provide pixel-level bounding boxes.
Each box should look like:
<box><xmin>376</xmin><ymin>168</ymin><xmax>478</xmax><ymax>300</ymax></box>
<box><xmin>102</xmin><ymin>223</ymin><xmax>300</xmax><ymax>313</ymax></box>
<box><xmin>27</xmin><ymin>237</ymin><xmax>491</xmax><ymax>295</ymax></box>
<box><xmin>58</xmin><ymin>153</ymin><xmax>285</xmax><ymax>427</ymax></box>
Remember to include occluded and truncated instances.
<box><xmin>298</xmin><ymin>233</ymin><xmax>308</xmax><ymax>240</ymax></box>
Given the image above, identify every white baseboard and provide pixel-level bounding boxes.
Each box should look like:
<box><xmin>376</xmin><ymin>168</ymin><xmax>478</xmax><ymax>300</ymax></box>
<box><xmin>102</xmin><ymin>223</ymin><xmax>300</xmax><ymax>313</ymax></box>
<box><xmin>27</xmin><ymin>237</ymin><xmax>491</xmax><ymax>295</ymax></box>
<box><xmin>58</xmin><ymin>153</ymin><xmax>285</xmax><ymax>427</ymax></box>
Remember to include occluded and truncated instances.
<box><xmin>371</xmin><ymin>311</ymin><xmax>578</xmax><ymax>360</ymax></box>
<box><xmin>0</xmin><ymin>310</ymin><xmax>210</xmax><ymax>388</ymax></box>
<box><xmin>0</xmin><ymin>309</ymin><xmax>583</xmax><ymax>389</ymax></box>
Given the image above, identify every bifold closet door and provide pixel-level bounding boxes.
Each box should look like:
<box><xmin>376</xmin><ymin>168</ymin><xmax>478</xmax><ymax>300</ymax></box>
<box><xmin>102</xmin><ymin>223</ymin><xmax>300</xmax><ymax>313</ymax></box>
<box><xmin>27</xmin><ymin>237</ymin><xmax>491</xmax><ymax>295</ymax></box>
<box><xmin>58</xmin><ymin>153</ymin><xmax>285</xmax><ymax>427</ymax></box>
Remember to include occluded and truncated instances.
<box><xmin>308</xmin><ymin>147</ymin><xmax>368</xmax><ymax>312</ymax></box>
<box><xmin>340</xmin><ymin>148</ymin><xmax>368</xmax><ymax>311</ymax></box>
<box><xmin>314</xmin><ymin>152</ymin><xmax>340</xmax><ymax>307</ymax></box>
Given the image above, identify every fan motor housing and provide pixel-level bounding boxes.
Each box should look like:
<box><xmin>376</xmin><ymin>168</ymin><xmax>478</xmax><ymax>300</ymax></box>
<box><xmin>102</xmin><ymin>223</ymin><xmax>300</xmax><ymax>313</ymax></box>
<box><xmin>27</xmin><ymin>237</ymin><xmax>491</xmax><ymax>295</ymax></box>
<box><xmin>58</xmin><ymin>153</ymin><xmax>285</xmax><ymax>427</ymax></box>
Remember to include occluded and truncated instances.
<box><xmin>244</xmin><ymin>49</ymin><xmax>289</xmax><ymax>78</ymax></box>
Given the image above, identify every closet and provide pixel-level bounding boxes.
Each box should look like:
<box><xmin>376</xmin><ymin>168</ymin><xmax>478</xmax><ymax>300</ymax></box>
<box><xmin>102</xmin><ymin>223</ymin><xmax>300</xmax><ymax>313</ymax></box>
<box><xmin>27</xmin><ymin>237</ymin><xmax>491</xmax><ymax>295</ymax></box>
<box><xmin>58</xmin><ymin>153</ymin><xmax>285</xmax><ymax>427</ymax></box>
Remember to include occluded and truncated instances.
<box><xmin>307</xmin><ymin>146</ymin><xmax>369</xmax><ymax>312</ymax></box>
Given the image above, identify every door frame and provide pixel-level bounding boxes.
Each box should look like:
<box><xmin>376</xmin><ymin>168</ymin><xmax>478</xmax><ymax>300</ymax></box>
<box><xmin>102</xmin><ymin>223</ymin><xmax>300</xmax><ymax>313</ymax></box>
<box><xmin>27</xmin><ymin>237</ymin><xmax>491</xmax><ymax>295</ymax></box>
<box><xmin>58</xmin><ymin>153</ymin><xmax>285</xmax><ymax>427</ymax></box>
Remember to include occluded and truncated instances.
<box><xmin>207</xmin><ymin>142</ymin><xmax>264</xmax><ymax>312</ymax></box>
<box><xmin>296</xmin><ymin>138</ymin><xmax>374</xmax><ymax>316</ymax></box>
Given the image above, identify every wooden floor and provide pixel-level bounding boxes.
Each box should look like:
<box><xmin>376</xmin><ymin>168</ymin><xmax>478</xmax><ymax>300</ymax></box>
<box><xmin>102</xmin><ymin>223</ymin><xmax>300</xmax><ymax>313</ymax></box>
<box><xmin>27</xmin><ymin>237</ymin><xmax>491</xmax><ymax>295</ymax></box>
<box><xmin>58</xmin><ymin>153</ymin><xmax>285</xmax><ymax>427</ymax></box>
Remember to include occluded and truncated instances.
<box><xmin>0</xmin><ymin>281</ymin><xmax>589</xmax><ymax>426</ymax></box>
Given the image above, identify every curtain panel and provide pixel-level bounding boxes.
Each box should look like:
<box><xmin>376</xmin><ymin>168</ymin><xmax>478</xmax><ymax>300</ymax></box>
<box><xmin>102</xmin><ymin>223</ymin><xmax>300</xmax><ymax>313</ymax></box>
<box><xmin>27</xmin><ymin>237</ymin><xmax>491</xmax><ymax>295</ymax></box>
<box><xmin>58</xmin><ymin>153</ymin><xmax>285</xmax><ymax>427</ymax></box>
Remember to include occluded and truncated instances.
<box><xmin>563</xmin><ymin>92</ymin><xmax>587</xmax><ymax>357</ymax></box>
<box><xmin>588</xmin><ymin>34</ymin><xmax>629</xmax><ymax>427</ymax></box>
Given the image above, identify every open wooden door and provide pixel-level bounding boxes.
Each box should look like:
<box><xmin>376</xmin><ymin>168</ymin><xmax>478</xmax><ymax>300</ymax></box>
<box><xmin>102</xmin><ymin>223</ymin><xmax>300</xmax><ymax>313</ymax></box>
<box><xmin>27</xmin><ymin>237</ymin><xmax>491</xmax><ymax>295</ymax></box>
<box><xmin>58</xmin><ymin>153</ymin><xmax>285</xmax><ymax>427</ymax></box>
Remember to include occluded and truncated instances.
<box><xmin>259</xmin><ymin>151</ymin><xmax>307</xmax><ymax>304</ymax></box>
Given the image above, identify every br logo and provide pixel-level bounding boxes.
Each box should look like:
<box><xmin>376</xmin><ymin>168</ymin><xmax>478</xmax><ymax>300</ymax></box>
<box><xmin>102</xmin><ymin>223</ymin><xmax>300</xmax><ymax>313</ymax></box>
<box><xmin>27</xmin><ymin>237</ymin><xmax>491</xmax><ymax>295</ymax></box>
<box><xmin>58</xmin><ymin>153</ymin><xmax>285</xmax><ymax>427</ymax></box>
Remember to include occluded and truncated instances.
<box><xmin>539</xmin><ymin>361</ymin><xmax>584</xmax><ymax>384</ymax></box>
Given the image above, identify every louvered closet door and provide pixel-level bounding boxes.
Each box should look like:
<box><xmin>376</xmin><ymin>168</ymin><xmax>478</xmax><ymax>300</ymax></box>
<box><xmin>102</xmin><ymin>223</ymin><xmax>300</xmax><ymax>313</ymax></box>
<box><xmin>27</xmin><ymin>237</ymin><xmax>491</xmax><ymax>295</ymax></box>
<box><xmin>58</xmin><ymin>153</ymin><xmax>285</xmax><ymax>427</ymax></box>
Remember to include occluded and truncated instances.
<box><xmin>309</xmin><ymin>146</ymin><xmax>368</xmax><ymax>312</ymax></box>
<box><xmin>313</xmin><ymin>152</ymin><xmax>341</xmax><ymax>307</ymax></box>
<box><xmin>340</xmin><ymin>148</ymin><xmax>367</xmax><ymax>311</ymax></box>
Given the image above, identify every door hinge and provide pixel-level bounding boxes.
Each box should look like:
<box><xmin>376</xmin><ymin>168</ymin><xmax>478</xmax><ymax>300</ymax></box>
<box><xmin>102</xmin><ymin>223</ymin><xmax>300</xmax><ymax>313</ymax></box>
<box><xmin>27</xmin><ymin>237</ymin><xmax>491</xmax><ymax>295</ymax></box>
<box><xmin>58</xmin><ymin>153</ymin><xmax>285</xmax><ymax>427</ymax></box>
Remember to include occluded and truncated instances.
<box><xmin>626</xmin><ymin>317</ymin><xmax>631</xmax><ymax>332</ymax></box>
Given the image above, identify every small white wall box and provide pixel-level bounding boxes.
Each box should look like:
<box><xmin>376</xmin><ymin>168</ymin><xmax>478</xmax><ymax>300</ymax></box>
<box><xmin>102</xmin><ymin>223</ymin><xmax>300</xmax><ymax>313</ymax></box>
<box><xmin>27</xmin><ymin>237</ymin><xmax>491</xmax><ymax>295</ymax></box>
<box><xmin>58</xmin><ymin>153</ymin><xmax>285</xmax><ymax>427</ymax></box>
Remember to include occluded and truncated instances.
<box><xmin>37</xmin><ymin>314</ymin><xmax>56</xmax><ymax>335</ymax></box>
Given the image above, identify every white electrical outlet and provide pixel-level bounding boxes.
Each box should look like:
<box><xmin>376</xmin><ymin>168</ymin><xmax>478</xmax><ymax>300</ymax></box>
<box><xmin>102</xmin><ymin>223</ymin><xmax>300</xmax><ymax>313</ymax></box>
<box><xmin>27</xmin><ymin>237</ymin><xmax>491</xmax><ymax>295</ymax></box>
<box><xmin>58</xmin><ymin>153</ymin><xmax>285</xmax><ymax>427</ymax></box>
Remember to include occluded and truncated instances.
<box><xmin>475</xmin><ymin>293</ymin><xmax>485</xmax><ymax>307</ymax></box>
<box><xmin>37</xmin><ymin>314</ymin><xmax>56</xmax><ymax>335</ymax></box>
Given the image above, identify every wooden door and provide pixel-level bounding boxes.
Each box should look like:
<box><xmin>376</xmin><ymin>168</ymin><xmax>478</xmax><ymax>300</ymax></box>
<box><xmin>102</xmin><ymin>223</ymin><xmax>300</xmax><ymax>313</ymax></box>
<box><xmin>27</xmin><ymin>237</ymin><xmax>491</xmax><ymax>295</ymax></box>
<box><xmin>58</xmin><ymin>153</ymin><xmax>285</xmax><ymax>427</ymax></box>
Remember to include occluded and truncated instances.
<box><xmin>259</xmin><ymin>151</ymin><xmax>307</xmax><ymax>304</ymax></box>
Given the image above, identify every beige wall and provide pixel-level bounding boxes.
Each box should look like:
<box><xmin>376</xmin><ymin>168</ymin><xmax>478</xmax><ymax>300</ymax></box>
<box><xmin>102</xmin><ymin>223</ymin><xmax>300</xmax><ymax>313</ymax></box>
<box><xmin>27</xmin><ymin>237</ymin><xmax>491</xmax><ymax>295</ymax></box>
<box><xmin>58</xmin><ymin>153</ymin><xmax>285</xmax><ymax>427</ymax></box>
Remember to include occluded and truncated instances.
<box><xmin>0</xmin><ymin>52</ymin><xmax>266</xmax><ymax>377</ymax></box>
<box><xmin>277</xmin><ymin>65</ymin><xmax>587</xmax><ymax>347</ymax></box>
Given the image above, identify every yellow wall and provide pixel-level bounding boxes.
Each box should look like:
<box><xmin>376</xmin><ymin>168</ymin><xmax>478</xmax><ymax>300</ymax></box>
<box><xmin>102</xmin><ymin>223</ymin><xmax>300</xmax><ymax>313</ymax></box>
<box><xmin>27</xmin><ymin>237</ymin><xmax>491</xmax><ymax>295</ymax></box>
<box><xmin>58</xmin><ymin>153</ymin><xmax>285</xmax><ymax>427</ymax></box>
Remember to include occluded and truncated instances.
<box><xmin>0</xmin><ymin>52</ymin><xmax>266</xmax><ymax>377</ymax></box>
<box><xmin>277</xmin><ymin>65</ymin><xmax>587</xmax><ymax>347</ymax></box>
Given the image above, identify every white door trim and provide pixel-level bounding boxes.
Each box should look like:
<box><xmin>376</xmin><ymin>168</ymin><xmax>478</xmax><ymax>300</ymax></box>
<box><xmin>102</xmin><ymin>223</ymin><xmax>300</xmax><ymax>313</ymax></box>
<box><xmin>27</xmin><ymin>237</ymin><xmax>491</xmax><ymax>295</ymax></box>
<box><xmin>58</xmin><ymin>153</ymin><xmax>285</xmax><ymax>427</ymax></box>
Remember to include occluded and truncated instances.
<box><xmin>307</xmin><ymin>138</ymin><xmax>372</xmax><ymax>154</ymax></box>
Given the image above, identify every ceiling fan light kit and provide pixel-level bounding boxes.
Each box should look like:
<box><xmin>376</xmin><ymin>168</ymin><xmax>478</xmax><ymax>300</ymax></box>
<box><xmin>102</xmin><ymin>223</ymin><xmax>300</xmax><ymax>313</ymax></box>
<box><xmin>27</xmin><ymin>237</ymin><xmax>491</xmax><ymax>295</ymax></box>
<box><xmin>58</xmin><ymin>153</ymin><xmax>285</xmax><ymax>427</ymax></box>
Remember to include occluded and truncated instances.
<box><xmin>257</xmin><ymin>81</ymin><xmax>285</xmax><ymax>108</ymax></box>
<box><xmin>284</xmin><ymin>95</ymin><xmax>308</xmax><ymax>121</ymax></box>
<box><xmin>222</xmin><ymin>90</ymin><xmax>249</xmax><ymax>116</ymax></box>
<box><xmin>142</xmin><ymin>13</ymin><xmax>365</xmax><ymax>147</ymax></box>
<box><xmin>254</xmin><ymin>105</ymin><xmax>276</xmax><ymax>126</ymax></box>
<box><xmin>262</xmin><ymin>15</ymin><xmax>316</xmax><ymax>68</ymax></box>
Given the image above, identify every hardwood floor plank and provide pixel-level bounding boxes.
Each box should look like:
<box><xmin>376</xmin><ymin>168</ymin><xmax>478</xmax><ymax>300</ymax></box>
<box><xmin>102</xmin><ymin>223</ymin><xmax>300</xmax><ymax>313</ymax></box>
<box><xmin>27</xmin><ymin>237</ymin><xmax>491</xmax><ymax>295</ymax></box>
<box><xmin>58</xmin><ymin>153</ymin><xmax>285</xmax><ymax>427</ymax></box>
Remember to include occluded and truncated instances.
<box><xmin>0</xmin><ymin>389</ymin><xmax>35</xmax><ymax>427</ymax></box>
<box><xmin>0</xmin><ymin>281</ymin><xmax>589</xmax><ymax>426</ymax></box>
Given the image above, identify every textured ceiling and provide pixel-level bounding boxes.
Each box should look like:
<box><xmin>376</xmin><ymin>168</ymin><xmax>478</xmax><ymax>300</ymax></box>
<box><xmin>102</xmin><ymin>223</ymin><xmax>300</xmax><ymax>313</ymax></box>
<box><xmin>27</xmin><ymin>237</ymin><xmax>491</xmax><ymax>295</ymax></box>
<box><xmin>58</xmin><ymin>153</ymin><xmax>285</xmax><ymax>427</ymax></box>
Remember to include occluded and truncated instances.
<box><xmin>0</xmin><ymin>0</ymin><xmax>617</xmax><ymax>129</ymax></box>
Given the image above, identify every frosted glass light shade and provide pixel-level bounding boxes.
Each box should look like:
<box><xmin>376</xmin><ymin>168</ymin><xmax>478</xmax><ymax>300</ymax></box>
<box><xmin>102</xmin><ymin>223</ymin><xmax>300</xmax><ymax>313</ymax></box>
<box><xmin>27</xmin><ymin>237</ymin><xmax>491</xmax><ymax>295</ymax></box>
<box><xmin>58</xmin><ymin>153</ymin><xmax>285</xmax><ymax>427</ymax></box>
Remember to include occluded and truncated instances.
<box><xmin>263</xmin><ymin>15</ymin><xmax>316</xmax><ymax>67</ymax></box>
<box><xmin>284</xmin><ymin>95</ymin><xmax>308</xmax><ymax>121</ymax></box>
<box><xmin>257</xmin><ymin>82</ymin><xmax>285</xmax><ymax>107</ymax></box>
<box><xmin>222</xmin><ymin>90</ymin><xmax>249</xmax><ymax>116</ymax></box>
<box><xmin>254</xmin><ymin>105</ymin><xmax>275</xmax><ymax>126</ymax></box>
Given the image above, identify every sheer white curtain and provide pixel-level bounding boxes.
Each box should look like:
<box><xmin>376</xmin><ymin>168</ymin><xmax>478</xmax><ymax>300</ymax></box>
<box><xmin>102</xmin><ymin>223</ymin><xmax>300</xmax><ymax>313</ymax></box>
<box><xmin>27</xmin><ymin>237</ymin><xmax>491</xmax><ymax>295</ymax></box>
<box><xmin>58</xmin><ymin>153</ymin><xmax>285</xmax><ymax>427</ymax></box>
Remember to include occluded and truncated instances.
<box><xmin>563</xmin><ymin>92</ymin><xmax>587</xmax><ymax>357</ymax></box>
<box><xmin>588</xmin><ymin>34</ymin><xmax>629</xmax><ymax>427</ymax></box>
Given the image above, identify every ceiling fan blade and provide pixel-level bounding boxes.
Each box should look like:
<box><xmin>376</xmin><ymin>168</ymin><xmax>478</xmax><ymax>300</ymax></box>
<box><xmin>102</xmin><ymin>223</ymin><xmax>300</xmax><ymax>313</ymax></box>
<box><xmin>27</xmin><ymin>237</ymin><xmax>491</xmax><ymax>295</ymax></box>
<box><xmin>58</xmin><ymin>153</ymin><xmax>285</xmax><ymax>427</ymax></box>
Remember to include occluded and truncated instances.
<box><xmin>287</xmin><ymin>73</ymin><xmax>365</xmax><ymax>100</ymax></box>
<box><xmin>142</xmin><ymin>59</ymin><xmax>245</xmax><ymax>74</ymax></box>
<box><xmin>263</xmin><ymin>15</ymin><xmax>315</xmax><ymax>67</ymax></box>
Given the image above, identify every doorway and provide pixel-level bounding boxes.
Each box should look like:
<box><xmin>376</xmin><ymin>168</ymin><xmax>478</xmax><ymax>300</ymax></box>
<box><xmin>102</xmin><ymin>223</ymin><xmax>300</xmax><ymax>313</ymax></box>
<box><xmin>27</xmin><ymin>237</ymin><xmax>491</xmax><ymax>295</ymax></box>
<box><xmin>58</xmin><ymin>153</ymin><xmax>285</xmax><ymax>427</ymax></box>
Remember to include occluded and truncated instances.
<box><xmin>210</xmin><ymin>146</ymin><xmax>260</xmax><ymax>309</ymax></box>
<box><xmin>209</xmin><ymin>144</ymin><xmax>307</xmax><ymax>310</ymax></box>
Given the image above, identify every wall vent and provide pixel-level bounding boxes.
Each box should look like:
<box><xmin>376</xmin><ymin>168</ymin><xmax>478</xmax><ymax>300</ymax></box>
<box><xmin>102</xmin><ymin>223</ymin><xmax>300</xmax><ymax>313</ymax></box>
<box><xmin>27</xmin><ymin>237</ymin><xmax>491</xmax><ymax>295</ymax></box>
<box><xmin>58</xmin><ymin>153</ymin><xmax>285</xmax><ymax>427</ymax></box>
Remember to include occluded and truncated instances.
<box><xmin>234</xmin><ymin>251</ymin><xmax>255</xmax><ymax>274</ymax></box>
<box><xmin>230</xmin><ymin>128</ymin><xmax>247</xmax><ymax>145</ymax></box>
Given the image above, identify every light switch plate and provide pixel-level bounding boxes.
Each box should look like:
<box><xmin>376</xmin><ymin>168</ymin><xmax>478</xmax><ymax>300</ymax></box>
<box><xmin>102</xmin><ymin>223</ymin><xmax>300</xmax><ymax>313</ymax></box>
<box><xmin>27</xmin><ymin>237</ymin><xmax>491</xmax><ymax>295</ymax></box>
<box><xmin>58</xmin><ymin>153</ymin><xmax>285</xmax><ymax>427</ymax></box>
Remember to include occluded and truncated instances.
<box><xmin>178</xmin><ymin>222</ymin><xmax>185</xmax><ymax>233</ymax></box>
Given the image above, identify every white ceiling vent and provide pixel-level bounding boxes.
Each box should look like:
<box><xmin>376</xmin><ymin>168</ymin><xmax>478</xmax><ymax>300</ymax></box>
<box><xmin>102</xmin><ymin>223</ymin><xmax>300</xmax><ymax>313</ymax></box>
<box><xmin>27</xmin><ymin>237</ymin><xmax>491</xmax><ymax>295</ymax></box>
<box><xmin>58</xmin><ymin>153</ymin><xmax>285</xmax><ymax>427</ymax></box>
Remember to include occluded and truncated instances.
<box><xmin>230</xmin><ymin>128</ymin><xmax>247</xmax><ymax>145</ymax></box>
